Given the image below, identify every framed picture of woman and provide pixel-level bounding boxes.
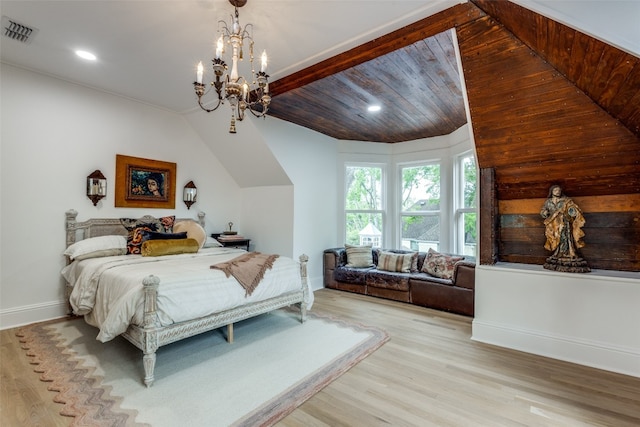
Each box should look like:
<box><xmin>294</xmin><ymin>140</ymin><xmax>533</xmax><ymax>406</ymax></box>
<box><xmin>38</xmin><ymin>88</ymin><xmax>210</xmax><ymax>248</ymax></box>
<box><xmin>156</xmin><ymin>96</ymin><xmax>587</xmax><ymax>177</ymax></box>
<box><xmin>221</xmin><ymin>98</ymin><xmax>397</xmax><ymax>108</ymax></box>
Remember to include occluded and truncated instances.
<box><xmin>115</xmin><ymin>154</ymin><xmax>176</xmax><ymax>208</ymax></box>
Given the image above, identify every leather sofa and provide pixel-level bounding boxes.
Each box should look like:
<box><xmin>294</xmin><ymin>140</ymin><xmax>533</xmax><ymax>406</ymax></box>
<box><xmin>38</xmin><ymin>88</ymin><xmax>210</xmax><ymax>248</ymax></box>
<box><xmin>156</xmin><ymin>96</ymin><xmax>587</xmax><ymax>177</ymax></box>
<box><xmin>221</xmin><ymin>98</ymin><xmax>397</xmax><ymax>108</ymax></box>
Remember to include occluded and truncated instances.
<box><xmin>323</xmin><ymin>248</ymin><xmax>476</xmax><ymax>316</ymax></box>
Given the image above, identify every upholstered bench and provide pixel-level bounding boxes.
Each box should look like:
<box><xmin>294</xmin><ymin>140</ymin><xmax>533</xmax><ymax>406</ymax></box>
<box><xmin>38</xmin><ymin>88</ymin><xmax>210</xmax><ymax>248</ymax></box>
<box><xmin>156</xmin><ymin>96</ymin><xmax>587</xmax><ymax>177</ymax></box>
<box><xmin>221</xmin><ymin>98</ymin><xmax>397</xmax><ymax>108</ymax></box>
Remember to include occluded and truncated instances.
<box><xmin>323</xmin><ymin>247</ymin><xmax>476</xmax><ymax>316</ymax></box>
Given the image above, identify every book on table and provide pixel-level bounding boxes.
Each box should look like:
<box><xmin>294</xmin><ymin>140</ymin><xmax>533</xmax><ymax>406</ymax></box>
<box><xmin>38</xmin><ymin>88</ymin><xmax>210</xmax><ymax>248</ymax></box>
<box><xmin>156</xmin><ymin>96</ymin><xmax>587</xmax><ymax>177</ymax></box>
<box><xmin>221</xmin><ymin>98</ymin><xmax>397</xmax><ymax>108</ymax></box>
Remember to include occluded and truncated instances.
<box><xmin>217</xmin><ymin>235</ymin><xmax>246</xmax><ymax>241</ymax></box>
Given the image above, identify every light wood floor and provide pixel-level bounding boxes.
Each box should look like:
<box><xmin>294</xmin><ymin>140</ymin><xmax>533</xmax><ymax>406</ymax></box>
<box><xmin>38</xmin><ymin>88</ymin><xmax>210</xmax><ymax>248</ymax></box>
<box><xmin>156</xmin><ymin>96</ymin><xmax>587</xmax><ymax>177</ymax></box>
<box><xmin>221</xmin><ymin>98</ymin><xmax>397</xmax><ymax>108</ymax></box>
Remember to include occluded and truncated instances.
<box><xmin>2</xmin><ymin>289</ymin><xmax>639</xmax><ymax>426</ymax></box>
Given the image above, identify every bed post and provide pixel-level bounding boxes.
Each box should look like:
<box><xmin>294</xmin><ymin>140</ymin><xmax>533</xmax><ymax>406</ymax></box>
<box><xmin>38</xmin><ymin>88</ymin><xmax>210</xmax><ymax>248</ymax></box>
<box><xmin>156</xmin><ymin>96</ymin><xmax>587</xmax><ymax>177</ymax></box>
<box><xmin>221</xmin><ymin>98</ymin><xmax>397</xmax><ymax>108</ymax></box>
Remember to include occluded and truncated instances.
<box><xmin>299</xmin><ymin>254</ymin><xmax>309</xmax><ymax>323</ymax></box>
<box><xmin>141</xmin><ymin>274</ymin><xmax>161</xmax><ymax>387</ymax></box>
<box><xmin>65</xmin><ymin>209</ymin><xmax>78</xmax><ymax>247</ymax></box>
<box><xmin>197</xmin><ymin>211</ymin><xmax>206</xmax><ymax>228</ymax></box>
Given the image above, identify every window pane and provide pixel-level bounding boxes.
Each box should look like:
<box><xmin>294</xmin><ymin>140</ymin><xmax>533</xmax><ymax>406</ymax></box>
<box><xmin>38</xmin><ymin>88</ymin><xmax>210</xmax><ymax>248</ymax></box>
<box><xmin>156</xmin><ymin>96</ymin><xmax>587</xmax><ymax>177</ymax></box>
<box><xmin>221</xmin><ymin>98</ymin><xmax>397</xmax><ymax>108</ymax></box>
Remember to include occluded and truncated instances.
<box><xmin>345</xmin><ymin>166</ymin><xmax>382</xmax><ymax>210</ymax></box>
<box><xmin>400</xmin><ymin>215</ymin><xmax>440</xmax><ymax>252</ymax></box>
<box><xmin>462</xmin><ymin>212</ymin><xmax>477</xmax><ymax>256</ymax></box>
<box><xmin>401</xmin><ymin>165</ymin><xmax>440</xmax><ymax>212</ymax></box>
<box><xmin>463</xmin><ymin>156</ymin><xmax>477</xmax><ymax>209</ymax></box>
<box><xmin>346</xmin><ymin>213</ymin><xmax>383</xmax><ymax>247</ymax></box>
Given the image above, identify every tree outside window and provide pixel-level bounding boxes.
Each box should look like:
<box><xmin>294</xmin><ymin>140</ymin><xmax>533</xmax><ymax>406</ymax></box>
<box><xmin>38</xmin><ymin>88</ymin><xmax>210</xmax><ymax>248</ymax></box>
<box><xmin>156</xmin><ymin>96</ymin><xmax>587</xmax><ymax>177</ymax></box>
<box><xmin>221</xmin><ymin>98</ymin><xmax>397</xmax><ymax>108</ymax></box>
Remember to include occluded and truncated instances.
<box><xmin>400</xmin><ymin>164</ymin><xmax>441</xmax><ymax>251</ymax></box>
<box><xmin>345</xmin><ymin>165</ymin><xmax>383</xmax><ymax>246</ymax></box>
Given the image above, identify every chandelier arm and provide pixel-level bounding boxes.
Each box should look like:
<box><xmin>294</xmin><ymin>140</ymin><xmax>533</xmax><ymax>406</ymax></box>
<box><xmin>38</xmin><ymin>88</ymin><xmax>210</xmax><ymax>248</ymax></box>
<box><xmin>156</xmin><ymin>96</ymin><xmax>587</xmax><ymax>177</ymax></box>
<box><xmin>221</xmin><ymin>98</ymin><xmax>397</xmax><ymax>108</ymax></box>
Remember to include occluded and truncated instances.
<box><xmin>197</xmin><ymin>97</ymin><xmax>223</xmax><ymax>113</ymax></box>
<box><xmin>245</xmin><ymin>103</ymin><xmax>268</xmax><ymax>118</ymax></box>
<box><xmin>194</xmin><ymin>82</ymin><xmax>224</xmax><ymax>113</ymax></box>
<box><xmin>237</xmin><ymin>102</ymin><xmax>246</xmax><ymax>121</ymax></box>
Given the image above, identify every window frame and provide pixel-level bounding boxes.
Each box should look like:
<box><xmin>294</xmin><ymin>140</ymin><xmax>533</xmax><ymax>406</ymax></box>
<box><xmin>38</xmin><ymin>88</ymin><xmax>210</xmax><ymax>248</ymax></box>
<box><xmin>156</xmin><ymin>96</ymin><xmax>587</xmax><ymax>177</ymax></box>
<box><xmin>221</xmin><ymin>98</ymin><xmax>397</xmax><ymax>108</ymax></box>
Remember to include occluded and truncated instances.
<box><xmin>343</xmin><ymin>162</ymin><xmax>387</xmax><ymax>248</ymax></box>
<box><xmin>397</xmin><ymin>161</ymin><xmax>442</xmax><ymax>252</ymax></box>
<box><xmin>453</xmin><ymin>151</ymin><xmax>478</xmax><ymax>256</ymax></box>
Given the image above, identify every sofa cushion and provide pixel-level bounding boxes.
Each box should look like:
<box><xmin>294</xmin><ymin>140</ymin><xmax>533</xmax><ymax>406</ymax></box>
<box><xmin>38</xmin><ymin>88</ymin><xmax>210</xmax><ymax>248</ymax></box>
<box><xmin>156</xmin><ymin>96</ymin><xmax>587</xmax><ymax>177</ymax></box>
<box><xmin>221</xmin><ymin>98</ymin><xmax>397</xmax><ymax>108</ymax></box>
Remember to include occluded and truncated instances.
<box><xmin>377</xmin><ymin>250</ymin><xmax>417</xmax><ymax>273</ymax></box>
<box><xmin>334</xmin><ymin>266</ymin><xmax>374</xmax><ymax>284</ymax></box>
<box><xmin>410</xmin><ymin>272</ymin><xmax>454</xmax><ymax>286</ymax></box>
<box><xmin>365</xmin><ymin>270</ymin><xmax>410</xmax><ymax>291</ymax></box>
<box><xmin>422</xmin><ymin>248</ymin><xmax>463</xmax><ymax>279</ymax></box>
<box><xmin>345</xmin><ymin>244</ymin><xmax>374</xmax><ymax>267</ymax></box>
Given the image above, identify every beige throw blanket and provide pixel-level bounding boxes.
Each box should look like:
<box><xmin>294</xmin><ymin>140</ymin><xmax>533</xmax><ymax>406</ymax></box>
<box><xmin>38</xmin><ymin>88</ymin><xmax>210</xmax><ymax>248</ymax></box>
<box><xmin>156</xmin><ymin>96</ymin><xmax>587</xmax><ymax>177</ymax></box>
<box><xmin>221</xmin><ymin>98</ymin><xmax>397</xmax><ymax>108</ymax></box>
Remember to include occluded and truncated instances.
<box><xmin>211</xmin><ymin>252</ymin><xmax>280</xmax><ymax>296</ymax></box>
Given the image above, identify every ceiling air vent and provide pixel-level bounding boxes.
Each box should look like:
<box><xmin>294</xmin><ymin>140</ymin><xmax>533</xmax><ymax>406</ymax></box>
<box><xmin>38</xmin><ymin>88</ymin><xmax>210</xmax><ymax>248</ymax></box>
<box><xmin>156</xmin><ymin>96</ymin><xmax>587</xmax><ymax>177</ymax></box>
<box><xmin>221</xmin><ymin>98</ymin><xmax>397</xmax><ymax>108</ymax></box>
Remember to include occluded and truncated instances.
<box><xmin>2</xmin><ymin>16</ymin><xmax>38</xmax><ymax>44</ymax></box>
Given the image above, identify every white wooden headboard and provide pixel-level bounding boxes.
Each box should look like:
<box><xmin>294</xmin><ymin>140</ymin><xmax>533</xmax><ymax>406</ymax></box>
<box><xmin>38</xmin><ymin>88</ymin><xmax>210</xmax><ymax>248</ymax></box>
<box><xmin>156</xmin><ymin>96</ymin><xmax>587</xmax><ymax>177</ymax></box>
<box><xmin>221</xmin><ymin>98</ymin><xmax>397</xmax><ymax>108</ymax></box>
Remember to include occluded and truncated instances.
<box><xmin>65</xmin><ymin>209</ymin><xmax>206</xmax><ymax>247</ymax></box>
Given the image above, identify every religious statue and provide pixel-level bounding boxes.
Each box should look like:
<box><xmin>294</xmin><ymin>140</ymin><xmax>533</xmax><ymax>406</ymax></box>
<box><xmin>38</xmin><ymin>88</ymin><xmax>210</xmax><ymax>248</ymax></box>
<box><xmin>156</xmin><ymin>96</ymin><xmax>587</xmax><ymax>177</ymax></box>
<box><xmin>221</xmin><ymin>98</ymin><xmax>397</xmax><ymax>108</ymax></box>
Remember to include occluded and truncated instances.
<box><xmin>540</xmin><ymin>185</ymin><xmax>590</xmax><ymax>273</ymax></box>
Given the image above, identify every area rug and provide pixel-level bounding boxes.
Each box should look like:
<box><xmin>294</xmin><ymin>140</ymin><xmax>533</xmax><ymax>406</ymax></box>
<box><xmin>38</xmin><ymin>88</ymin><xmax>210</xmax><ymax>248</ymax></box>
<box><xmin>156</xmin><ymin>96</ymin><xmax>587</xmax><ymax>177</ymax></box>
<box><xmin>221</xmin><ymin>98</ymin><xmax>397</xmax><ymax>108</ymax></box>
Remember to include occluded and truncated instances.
<box><xmin>16</xmin><ymin>309</ymin><xmax>388</xmax><ymax>427</ymax></box>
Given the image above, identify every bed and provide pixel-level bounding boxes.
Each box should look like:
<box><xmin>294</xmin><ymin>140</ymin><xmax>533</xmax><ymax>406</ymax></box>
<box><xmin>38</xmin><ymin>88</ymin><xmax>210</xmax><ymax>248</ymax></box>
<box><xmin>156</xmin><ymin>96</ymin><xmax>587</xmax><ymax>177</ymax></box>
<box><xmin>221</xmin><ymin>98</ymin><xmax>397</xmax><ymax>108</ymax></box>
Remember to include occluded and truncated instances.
<box><xmin>63</xmin><ymin>209</ymin><xmax>310</xmax><ymax>387</ymax></box>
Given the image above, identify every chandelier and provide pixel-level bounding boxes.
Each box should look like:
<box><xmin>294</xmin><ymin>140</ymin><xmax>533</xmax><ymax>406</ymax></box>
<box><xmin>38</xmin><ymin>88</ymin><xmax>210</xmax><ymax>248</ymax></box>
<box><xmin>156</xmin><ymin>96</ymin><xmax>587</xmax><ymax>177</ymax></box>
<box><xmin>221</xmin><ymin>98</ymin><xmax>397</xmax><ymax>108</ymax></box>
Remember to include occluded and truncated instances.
<box><xmin>193</xmin><ymin>0</ymin><xmax>271</xmax><ymax>133</ymax></box>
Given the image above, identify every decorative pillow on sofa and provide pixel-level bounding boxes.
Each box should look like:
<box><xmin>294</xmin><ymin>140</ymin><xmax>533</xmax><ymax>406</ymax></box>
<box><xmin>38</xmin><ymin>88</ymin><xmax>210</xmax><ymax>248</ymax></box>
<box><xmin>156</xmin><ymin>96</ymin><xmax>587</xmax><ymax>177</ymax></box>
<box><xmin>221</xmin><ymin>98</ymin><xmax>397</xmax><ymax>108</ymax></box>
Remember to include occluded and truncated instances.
<box><xmin>377</xmin><ymin>250</ymin><xmax>417</xmax><ymax>273</ymax></box>
<box><xmin>422</xmin><ymin>248</ymin><xmax>463</xmax><ymax>279</ymax></box>
<box><xmin>141</xmin><ymin>238</ymin><xmax>200</xmax><ymax>257</ymax></box>
<box><xmin>120</xmin><ymin>215</ymin><xmax>175</xmax><ymax>254</ymax></box>
<box><xmin>345</xmin><ymin>244</ymin><xmax>374</xmax><ymax>268</ymax></box>
<box><xmin>64</xmin><ymin>235</ymin><xmax>127</xmax><ymax>261</ymax></box>
<box><xmin>173</xmin><ymin>220</ymin><xmax>207</xmax><ymax>249</ymax></box>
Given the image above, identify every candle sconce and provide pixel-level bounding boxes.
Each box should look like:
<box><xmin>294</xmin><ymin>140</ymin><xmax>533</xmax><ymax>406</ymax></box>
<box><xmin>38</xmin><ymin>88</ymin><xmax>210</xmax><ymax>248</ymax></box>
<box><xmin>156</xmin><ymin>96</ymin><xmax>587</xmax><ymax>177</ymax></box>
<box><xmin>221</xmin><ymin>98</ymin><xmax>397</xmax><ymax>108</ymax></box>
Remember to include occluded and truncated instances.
<box><xmin>87</xmin><ymin>170</ymin><xmax>107</xmax><ymax>206</ymax></box>
<box><xmin>183</xmin><ymin>181</ymin><xmax>197</xmax><ymax>209</ymax></box>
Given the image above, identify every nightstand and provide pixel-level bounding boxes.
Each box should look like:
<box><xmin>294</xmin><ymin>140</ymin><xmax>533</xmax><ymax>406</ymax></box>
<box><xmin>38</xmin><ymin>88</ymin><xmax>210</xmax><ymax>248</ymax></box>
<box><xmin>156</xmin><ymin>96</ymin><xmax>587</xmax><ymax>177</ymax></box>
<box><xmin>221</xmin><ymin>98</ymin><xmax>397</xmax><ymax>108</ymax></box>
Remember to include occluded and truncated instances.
<box><xmin>211</xmin><ymin>234</ymin><xmax>251</xmax><ymax>251</ymax></box>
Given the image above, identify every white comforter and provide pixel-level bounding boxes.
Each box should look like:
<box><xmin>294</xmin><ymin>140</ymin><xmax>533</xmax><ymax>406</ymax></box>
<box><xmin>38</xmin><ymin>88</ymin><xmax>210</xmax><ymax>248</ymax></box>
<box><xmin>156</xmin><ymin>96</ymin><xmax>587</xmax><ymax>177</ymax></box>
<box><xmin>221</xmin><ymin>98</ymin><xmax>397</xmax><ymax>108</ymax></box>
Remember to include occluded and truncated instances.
<box><xmin>63</xmin><ymin>248</ymin><xmax>312</xmax><ymax>342</ymax></box>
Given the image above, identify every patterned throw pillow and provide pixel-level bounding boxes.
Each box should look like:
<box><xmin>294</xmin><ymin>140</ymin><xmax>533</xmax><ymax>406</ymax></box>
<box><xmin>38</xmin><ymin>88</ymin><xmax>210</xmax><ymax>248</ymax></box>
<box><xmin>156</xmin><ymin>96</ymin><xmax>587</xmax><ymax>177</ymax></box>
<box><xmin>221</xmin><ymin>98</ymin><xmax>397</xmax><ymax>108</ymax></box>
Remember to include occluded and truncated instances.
<box><xmin>345</xmin><ymin>244</ymin><xmax>374</xmax><ymax>268</ymax></box>
<box><xmin>422</xmin><ymin>248</ymin><xmax>463</xmax><ymax>279</ymax></box>
<box><xmin>120</xmin><ymin>216</ymin><xmax>176</xmax><ymax>254</ymax></box>
<box><xmin>377</xmin><ymin>250</ymin><xmax>417</xmax><ymax>273</ymax></box>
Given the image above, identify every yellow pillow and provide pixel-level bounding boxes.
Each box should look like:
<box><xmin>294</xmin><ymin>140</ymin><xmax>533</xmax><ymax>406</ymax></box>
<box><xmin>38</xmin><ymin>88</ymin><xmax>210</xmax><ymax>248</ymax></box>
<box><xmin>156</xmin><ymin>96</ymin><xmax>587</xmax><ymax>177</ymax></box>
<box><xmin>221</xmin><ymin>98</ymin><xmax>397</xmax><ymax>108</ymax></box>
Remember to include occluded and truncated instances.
<box><xmin>141</xmin><ymin>238</ymin><xmax>199</xmax><ymax>257</ymax></box>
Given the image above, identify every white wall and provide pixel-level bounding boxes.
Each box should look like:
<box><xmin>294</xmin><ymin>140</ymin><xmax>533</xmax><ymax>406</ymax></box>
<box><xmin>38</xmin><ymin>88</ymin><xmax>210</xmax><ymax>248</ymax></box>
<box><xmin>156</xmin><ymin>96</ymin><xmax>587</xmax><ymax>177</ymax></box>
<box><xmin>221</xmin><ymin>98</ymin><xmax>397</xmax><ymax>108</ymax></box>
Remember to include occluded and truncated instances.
<box><xmin>473</xmin><ymin>264</ymin><xmax>640</xmax><ymax>377</ymax></box>
<box><xmin>240</xmin><ymin>185</ymin><xmax>294</xmax><ymax>257</ymax></box>
<box><xmin>255</xmin><ymin>117</ymin><xmax>339</xmax><ymax>291</ymax></box>
<box><xmin>0</xmin><ymin>63</ymin><xmax>242</xmax><ymax>328</ymax></box>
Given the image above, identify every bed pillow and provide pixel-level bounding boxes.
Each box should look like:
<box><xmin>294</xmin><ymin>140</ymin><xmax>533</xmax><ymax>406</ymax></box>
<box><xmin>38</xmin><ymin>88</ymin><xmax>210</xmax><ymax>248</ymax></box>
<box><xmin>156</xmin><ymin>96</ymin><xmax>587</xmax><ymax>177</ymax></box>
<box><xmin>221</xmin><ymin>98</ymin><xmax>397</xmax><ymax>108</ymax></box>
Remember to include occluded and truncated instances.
<box><xmin>141</xmin><ymin>238</ymin><xmax>200</xmax><ymax>257</ymax></box>
<box><xmin>344</xmin><ymin>244</ymin><xmax>374</xmax><ymax>267</ymax></box>
<box><xmin>140</xmin><ymin>230</ymin><xmax>188</xmax><ymax>242</ymax></box>
<box><xmin>120</xmin><ymin>215</ymin><xmax>175</xmax><ymax>254</ymax></box>
<box><xmin>377</xmin><ymin>250</ymin><xmax>417</xmax><ymax>273</ymax></box>
<box><xmin>204</xmin><ymin>236</ymin><xmax>223</xmax><ymax>248</ymax></box>
<box><xmin>64</xmin><ymin>235</ymin><xmax>127</xmax><ymax>261</ymax></box>
<box><xmin>422</xmin><ymin>248</ymin><xmax>463</xmax><ymax>279</ymax></box>
<box><xmin>173</xmin><ymin>220</ymin><xmax>206</xmax><ymax>249</ymax></box>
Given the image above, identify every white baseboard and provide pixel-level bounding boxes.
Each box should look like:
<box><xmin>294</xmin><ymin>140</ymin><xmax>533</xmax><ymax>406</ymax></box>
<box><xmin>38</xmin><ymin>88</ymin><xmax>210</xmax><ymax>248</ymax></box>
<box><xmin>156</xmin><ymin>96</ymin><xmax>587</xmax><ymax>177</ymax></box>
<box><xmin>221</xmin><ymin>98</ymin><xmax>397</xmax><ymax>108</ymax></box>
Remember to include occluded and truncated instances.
<box><xmin>309</xmin><ymin>275</ymin><xmax>324</xmax><ymax>292</ymax></box>
<box><xmin>0</xmin><ymin>300</ymin><xmax>69</xmax><ymax>330</ymax></box>
<box><xmin>472</xmin><ymin>319</ymin><xmax>640</xmax><ymax>378</ymax></box>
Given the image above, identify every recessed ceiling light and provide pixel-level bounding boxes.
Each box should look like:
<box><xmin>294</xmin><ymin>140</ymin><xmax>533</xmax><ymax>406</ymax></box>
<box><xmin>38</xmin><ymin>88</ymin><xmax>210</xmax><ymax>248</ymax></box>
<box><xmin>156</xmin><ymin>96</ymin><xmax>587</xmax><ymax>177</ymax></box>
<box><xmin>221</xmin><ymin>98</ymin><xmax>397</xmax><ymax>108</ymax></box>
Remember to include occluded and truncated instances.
<box><xmin>367</xmin><ymin>105</ymin><xmax>381</xmax><ymax>113</ymax></box>
<box><xmin>75</xmin><ymin>50</ymin><xmax>97</xmax><ymax>61</ymax></box>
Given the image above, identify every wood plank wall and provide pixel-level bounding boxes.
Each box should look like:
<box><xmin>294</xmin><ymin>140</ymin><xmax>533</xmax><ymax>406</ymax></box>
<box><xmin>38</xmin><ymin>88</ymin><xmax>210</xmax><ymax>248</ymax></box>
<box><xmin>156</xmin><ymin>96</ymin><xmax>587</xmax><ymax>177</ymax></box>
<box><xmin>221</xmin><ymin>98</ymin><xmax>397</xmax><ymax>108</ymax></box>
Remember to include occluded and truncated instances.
<box><xmin>498</xmin><ymin>191</ymin><xmax>640</xmax><ymax>271</ymax></box>
<box><xmin>459</xmin><ymin>2</ymin><xmax>640</xmax><ymax>272</ymax></box>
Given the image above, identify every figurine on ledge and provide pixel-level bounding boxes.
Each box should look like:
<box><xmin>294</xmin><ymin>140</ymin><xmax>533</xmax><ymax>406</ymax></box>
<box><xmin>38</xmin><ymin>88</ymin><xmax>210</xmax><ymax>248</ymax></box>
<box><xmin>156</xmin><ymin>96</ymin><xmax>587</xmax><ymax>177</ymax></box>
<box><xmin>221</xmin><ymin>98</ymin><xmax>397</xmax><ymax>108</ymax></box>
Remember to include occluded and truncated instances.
<box><xmin>540</xmin><ymin>185</ymin><xmax>590</xmax><ymax>273</ymax></box>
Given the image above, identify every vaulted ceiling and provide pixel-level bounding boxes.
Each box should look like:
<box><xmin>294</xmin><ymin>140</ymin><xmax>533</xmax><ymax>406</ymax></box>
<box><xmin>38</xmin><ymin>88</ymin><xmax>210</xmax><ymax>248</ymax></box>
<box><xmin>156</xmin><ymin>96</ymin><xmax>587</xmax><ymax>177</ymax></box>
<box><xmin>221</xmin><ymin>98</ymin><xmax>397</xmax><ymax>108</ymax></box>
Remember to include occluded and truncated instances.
<box><xmin>268</xmin><ymin>1</ymin><xmax>640</xmax><ymax>145</ymax></box>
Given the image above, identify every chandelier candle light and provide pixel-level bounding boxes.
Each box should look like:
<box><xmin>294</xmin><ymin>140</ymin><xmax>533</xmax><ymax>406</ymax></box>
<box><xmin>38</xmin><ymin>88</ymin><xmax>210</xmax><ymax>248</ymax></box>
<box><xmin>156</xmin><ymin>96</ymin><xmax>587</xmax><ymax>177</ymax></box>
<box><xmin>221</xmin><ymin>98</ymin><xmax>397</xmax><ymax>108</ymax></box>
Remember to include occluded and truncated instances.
<box><xmin>193</xmin><ymin>0</ymin><xmax>271</xmax><ymax>133</ymax></box>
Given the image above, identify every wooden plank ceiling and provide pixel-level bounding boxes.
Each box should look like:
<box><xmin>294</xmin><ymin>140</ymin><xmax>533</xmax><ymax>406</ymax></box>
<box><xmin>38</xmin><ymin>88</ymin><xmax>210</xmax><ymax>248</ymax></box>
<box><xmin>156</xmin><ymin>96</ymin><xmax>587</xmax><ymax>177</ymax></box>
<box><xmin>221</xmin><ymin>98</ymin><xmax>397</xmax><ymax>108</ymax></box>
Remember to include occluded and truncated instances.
<box><xmin>268</xmin><ymin>0</ymin><xmax>640</xmax><ymax>198</ymax></box>
<box><xmin>267</xmin><ymin>3</ymin><xmax>483</xmax><ymax>142</ymax></box>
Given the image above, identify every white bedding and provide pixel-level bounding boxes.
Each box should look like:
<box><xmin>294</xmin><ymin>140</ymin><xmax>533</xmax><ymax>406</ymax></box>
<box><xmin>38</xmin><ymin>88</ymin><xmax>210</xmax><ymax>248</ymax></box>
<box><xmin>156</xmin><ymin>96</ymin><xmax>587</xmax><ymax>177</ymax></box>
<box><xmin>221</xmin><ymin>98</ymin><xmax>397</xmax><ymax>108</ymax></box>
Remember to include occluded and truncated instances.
<box><xmin>63</xmin><ymin>247</ymin><xmax>312</xmax><ymax>342</ymax></box>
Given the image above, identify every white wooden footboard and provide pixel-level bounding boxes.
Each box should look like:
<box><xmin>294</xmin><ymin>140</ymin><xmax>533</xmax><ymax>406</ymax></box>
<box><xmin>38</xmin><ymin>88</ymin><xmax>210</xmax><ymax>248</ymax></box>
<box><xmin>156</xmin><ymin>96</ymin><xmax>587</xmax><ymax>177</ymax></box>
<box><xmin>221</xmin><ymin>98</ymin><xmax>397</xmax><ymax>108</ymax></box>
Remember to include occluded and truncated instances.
<box><xmin>121</xmin><ymin>254</ymin><xmax>309</xmax><ymax>387</ymax></box>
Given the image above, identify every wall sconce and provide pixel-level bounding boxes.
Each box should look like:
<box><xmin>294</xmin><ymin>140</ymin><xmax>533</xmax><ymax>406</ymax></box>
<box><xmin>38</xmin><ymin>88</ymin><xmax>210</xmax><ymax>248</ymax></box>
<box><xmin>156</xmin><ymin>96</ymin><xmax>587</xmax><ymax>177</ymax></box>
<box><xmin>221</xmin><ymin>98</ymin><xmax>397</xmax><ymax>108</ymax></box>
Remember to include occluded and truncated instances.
<box><xmin>87</xmin><ymin>170</ymin><xmax>107</xmax><ymax>206</ymax></box>
<box><xmin>183</xmin><ymin>181</ymin><xmax>197</xmax><ymax>209</ymax></box>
